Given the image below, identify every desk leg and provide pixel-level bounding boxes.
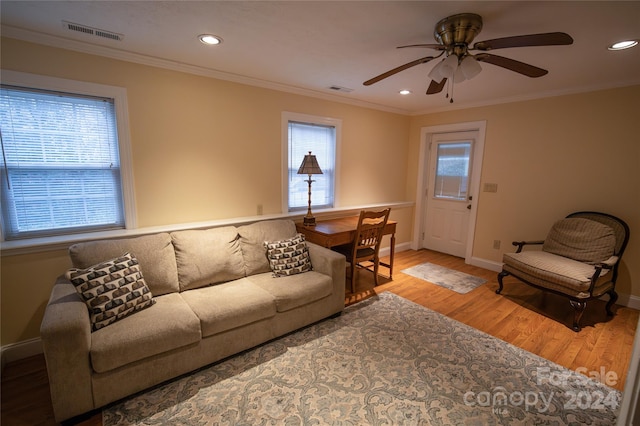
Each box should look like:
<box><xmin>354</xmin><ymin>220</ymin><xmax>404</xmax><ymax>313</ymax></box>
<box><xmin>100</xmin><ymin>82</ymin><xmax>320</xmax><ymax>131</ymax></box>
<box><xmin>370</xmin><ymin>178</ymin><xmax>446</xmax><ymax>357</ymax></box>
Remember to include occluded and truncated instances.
<box><xmin>389</xmin><ymin>232</ymin><xmax>395</xmax><ymax>279</ymax></box>
<box><xmin>379</xmin><ymin>232</ymin><xmax>395</xmax><ymax>280</ymax></box>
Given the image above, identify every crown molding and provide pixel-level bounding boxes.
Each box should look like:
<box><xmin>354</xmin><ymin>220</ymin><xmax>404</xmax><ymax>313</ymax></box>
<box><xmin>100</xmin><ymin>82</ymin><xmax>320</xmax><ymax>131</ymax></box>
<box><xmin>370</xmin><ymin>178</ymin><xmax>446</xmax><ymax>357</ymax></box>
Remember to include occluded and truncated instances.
<box><xmin>4</xmin><ymin>25</ymin><xmax>638</xmax><ymax>118</ymax></box>
<box><xmin>1</xmin><ymin>25</ymin><xmax>410</xmax><ymax>116</ymax></box>
<box><xmin>410</xmin><ymin>78</ymin><xmax>640</xmax><ymax>116</ymax></box>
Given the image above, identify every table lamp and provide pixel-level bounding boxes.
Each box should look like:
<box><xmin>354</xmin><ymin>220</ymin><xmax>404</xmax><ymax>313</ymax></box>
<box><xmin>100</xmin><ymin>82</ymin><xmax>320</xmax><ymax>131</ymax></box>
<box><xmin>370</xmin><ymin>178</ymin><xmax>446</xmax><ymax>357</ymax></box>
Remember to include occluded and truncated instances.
<box><xmin>297</xmin><ymin>151</ymin><xmax>323</xmax><ymax>226</ymax></box>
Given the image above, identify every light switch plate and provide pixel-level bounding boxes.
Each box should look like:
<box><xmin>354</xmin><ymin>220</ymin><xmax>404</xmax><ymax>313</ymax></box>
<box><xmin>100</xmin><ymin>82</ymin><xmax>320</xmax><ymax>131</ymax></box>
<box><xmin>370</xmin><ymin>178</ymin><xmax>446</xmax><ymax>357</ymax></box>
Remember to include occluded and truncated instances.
<box><xmin>483</xmin><ymin>183</ymin><xmax>498</xmax><ymax>193</ymax></box>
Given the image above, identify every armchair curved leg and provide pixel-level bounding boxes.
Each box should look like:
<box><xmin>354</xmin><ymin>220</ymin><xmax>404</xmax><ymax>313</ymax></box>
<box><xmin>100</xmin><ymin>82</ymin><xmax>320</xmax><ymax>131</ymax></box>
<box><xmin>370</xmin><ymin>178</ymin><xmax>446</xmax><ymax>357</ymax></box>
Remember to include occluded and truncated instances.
<box><xmin>496</xmin><ymin>271</ymin><xmax>509</xmax><ymax>294</ymax></box>
<box><xmin>605</xmin><ymin>290</ymin><xmax>618</xmax><ymax>317</ymax></box>
<box><xmin>569</xmin><ymin>300</ymin><xmax>586</xmax><ymax>332</ymax></box>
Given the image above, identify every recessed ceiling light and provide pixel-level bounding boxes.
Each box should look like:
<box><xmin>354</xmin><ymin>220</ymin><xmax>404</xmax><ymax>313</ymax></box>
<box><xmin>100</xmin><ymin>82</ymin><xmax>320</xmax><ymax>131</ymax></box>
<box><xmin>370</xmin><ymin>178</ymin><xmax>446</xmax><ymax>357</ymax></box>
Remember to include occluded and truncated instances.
<box><xmin>608</xmin><ymin>40</ymin><xmax>638</xmax><ymax>50</ymax></box>
<box><xmin>399</xmin><ymin>90</ymin><xmax>411</xmax><ymax>95</ymax></box>
<box><xmin>198</xmin><ymin>34</ymin><xmax>223</xmax><ymax>45</ymax></box>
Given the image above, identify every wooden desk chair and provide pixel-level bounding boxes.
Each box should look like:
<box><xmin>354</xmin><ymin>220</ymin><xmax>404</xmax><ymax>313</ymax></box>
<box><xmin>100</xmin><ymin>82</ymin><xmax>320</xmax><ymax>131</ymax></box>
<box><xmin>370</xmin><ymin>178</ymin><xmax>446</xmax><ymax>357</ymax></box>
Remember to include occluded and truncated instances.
<box><xmin>334</xmin><ymin>209</ymin><xmax>390</xmax><ymax>293</ymax></box>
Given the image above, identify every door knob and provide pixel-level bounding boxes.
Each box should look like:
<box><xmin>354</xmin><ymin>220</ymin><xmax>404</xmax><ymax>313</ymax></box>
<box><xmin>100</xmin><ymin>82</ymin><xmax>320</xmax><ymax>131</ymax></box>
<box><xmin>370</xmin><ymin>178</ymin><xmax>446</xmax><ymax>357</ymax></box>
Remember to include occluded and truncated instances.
<box><xmin>467</xmin><ymin>204</ymin><xmax>471</xmax><ymax>210</ymax></box>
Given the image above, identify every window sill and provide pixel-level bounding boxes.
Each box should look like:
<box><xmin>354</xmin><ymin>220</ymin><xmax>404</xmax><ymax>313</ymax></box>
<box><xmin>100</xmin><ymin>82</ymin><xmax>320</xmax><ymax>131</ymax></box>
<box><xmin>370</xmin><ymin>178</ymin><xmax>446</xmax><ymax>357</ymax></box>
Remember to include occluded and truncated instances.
<box><xmin>1</xmin><ymin>201</ymin><xmax>414</xmax><ymax>256</ymax></box>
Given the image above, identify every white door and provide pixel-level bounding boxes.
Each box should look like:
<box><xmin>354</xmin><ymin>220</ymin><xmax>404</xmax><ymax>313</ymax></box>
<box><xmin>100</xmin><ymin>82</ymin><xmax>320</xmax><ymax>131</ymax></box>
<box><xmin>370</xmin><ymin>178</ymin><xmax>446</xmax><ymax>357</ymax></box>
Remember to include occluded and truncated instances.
<box><xmin>423</xmin><ymin>131</ymin><xmax>477</xmax><ymax>258</ymax></box>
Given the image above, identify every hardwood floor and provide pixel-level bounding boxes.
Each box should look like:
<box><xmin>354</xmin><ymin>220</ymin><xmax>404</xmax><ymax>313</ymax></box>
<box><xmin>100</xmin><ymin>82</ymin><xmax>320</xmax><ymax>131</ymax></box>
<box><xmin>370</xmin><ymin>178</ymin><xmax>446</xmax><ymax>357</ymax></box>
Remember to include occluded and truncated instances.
<box><xmin>2</xmin><ymin>249</ymin><xmax>637</xmax><ymax>425</ymax></box>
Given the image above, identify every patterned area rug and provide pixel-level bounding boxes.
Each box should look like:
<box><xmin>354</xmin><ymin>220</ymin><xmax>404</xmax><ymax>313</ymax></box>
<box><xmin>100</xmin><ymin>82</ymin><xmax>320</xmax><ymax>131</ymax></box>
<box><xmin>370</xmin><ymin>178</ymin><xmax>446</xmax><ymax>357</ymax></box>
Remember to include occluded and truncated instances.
<box><xmin>103</xmin><ymin>292</ymin><xmax>620</xmax><ymax>425</ymax></box>
<box><xmin>401</xmin><ymin>262</ymin><xmax>487</xmax><ymax>294</ymax></box>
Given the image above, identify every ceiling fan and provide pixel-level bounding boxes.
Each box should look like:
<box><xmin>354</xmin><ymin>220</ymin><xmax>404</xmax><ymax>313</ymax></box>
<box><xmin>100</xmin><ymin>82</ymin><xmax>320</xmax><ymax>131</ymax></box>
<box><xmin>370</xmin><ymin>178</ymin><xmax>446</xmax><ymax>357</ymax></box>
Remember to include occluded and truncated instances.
<box><xmin>363</xmin><ymin>13</ymin><xmax>573</xmax><ymax>101</ymax></box>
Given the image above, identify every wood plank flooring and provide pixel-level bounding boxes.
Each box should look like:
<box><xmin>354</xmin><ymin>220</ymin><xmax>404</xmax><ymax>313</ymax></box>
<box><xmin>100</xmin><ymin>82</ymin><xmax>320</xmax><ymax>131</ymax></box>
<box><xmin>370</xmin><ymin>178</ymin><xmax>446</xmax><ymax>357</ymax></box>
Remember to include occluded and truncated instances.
<box><xmin>2</xmin><ymin>249</ymin><xmax>637</xmax><ymax>425</ymax></box>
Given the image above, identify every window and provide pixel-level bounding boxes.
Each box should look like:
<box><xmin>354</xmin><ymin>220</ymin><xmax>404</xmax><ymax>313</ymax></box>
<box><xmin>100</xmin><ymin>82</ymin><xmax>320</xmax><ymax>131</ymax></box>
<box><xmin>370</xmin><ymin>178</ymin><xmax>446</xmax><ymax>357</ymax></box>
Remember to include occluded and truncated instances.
<box><xmin>433</xmin><ymin>142</ymin><xmax>471</xmax><ymax>201</ymax></box>
<box><xmin>283</xmin><ymin>112</ymin><xmax>340</xmax><ymax>212</ymax></box>
<box><xmin>0</xmin><ymin>72</ymin><xmax>134</xmax><ymax>241</ymax></box>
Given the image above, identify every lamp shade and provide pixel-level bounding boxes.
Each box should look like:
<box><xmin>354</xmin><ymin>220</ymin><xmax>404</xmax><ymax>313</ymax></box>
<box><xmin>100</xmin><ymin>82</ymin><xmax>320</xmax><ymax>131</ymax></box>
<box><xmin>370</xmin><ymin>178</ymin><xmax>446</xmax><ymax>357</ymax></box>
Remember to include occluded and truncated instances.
<box><xmin>428</xmin><ymin>59</ymin><xmax>445</xmax><ymax>83</ymax></box>
<box><xmin>454</xmin><ymin>65</ymin><xmax>466</xmax><ymax>83</ymax></box>
<box><xmin>460</xmin><ymin>55</ymin><xmax>482</xmax><ymax>80</ymax></box>
<box><xmin>439</xmin><ymin>54</ymin><xmax>459</xmax><ymax>79</ymax></box>
<box><xmin>297</xmin><ymin>151</ymin><xmax>323</xmax><ymax>175</ymax></box>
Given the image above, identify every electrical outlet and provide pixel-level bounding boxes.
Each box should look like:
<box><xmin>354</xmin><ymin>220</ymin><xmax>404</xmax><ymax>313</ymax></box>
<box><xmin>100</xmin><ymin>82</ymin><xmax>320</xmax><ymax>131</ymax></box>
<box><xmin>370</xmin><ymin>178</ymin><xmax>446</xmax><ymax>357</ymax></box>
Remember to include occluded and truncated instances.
<box><xmin>493</xmin><ymin>240</ymin><xmax>501</xmax><ymax>249</ymax></box>
<box><xmin>257</xmin><ymin>204</ymin><xmax>263</xmax><ymax>215</ymax></box>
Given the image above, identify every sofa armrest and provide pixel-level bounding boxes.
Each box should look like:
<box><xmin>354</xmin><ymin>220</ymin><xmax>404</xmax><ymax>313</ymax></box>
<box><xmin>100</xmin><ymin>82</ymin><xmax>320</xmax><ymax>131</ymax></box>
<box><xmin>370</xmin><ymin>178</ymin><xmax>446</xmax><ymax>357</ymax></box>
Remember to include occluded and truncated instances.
<box><xmin>40</xmin><ymin>276</ymin><xmax>94</xmax><ymax>422</ymax></box>
<box><xmin>307</xmin><ymin>242</ymin><xmax>346</xmax><ymax>310</ymax></box>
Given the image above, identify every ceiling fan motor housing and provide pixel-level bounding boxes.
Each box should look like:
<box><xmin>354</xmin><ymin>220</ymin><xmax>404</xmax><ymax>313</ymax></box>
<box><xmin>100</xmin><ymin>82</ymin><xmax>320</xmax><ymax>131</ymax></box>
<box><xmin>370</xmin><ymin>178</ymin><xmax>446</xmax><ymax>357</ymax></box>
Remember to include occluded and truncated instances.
<box><xmin>434</xmin><ymin>13</ymin><xmax>483</xmax><ymax>57</ymax></box>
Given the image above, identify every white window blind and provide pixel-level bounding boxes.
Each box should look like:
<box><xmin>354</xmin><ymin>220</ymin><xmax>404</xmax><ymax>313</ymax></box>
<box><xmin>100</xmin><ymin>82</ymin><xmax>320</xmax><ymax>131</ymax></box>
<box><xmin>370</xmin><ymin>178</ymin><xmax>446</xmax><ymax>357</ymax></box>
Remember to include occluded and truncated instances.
<box><xmin>434</xmin><ymin>142</ymin><xmax>471</xmax><ymax>201</ymax></box>
<box><xmin>0</xmin><ymin>85</ymin><xmax>125</xmax><ymax>240</ymax></box>
<box><xmin>288</xmin><ymin>120</ymin><xmax>336</xmax><ymax>211</ymax></box>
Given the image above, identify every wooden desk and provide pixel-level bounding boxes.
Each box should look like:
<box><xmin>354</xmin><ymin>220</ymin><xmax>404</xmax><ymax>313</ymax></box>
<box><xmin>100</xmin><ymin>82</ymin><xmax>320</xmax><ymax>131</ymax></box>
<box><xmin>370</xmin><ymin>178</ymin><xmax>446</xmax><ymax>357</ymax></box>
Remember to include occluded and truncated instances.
<box><xmin>296</xmin><ymin>216</ymin><xmax>397</xmax><ymax>279</ymax></box>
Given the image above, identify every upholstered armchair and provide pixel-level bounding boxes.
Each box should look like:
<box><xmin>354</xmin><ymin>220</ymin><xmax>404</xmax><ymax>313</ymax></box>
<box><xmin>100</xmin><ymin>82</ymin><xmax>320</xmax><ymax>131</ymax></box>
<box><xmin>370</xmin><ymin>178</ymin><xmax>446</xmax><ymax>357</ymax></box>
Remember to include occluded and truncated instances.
<box><xmin>497</xmin><ymin>211</ymin><xmax>629</xmax><ymax>331</ymax></box>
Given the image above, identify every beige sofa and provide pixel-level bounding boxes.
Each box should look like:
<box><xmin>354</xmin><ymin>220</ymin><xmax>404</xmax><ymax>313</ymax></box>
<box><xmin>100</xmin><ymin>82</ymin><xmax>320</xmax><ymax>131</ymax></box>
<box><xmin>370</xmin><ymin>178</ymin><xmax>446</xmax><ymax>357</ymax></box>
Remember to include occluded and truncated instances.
<box><xmin>40</xmin><ymin>219</ymin><xmax>346</xmax><ymax>422</ymax></box>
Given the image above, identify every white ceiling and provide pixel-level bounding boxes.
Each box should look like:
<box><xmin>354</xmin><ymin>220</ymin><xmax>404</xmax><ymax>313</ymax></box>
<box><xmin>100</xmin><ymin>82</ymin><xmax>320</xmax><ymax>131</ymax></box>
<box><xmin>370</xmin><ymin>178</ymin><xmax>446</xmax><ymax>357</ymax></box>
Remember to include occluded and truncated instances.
<box><xmin>2</xmin><ymin>1</ymin><xmax>639</xmax><ymax>114</ymax></box>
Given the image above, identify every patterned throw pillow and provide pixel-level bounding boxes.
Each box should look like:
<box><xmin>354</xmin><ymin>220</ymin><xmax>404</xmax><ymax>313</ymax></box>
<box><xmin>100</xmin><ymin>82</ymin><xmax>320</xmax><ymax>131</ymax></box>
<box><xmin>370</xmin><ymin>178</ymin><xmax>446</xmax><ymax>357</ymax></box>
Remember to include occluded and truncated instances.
<box><xmin>66</xmin><ymin>252</ymin><xmax>155</xmax><ymax>331</ymax></box>
<box><xmin>264</xmin><ymin>234</ymin><xmax>313</xmax><ymax>277</ymax></box>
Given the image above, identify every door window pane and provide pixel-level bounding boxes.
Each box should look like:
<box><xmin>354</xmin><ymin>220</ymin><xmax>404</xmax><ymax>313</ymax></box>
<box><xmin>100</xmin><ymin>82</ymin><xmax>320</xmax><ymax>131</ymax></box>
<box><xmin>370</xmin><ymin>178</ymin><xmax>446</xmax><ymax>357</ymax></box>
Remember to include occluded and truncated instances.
<box><xmin>433</xmin><ymin>142</ymin><xmax>471</xmax><ymax>201</ymax></box>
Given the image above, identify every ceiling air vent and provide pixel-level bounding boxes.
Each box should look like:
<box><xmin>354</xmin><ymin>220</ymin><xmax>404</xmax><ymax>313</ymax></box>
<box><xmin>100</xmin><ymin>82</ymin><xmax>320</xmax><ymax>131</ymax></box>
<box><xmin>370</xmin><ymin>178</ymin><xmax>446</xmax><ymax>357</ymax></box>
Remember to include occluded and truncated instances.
<box><xmin>62</xmin><ymin>21</ymin><xmax>124</xmax><ymax>41</ymax></box>
<box><xmin>328</xmin><ymin>85</ymin><xmax>354</xmax><ymax>93</ymax></box>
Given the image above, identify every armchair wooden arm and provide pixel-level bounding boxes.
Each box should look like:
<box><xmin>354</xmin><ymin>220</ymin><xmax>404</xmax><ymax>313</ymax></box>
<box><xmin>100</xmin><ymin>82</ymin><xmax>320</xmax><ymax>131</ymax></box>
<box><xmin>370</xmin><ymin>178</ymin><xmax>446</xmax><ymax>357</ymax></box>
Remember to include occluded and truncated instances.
<box><xmin>512</xmin><ymin>240</ymin><xmax>545</xmax><ymax>253</ymax></box>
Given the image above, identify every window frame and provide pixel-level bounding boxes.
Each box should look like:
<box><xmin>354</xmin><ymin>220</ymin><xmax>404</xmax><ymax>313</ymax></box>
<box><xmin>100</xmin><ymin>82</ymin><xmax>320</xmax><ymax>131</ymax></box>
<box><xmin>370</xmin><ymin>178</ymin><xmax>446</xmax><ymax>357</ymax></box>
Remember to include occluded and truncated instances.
<box><xmin>0</xmin><ymin>70</ymin><xmax>136</xmax><ymax>242</ymax></box>
<box><xmin>281</xmin><ymin>111</ymin><xmax>341</xmax><ymax>214</ymax></box>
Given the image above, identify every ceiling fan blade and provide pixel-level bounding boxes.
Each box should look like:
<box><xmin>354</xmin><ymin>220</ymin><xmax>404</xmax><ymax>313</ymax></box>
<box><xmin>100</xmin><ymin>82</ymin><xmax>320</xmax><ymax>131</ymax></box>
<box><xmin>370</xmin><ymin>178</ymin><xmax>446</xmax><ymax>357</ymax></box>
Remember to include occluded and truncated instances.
<box><xmin>397</xmin><ymin>44</ymin><xmax>446</xmax><ymax>50</ymax></box>
<box><xmin>472</xmin><ymin>32</ymin><xmax>573</xmax><ymax>51</ymax></box>
<box><xmin>475</xmin><ymin>53</ymin><xmax>548</xmax><ymax>77</ymax></box>
<box><xmin>363</xmin><ymin>56</ymin><xmax>436</xmax><ymax>86</ymax></box>
<box><xmin>426</xmin><ymin>78</ymin><xmax>446</xmax><ymax>94</ymax></box>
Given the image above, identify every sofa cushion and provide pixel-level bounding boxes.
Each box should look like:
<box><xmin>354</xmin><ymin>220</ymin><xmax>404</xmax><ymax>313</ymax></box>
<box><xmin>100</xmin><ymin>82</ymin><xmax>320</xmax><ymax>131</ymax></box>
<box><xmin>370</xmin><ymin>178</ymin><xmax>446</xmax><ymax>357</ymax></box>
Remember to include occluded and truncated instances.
<box><xmin>66</xmin><ymin>252</ymin><xmax>155</xmax><ymax>332</ymax></box>
<box><xmin>238</xmin><ymin>220</ymin><xmax>297</xmax><ymax>276</ymax></box>
<box><xmin>171</xmin><ymin>227</ymin><xmax>245</xmax><ymax>291</ymax></box>
<box><xmin>247</xmin><ymin>271</ymin><xmax>333</xmax><ymax>312</ymax></box>
<box><xmin>542</xmin><ymin>218</ymin><xmax>616</xmax><ymax>264</ymax></box>
<box><xmin>90</xmin><ymin>293</ymin><xmax>201</xmax><ymax>373</ymax></box>
<box><xmin>69</xmin><ymin>233</ymin><xmax>179</xmax><ymax>296</ymax></box>
<box><xmin>265</xmin><ymin>234</ymin><xmax>313</xmax><ymax>277</ymax></box>
<box><xmin>181</xmin><ymin>278</ymin><xmax>276</xmax><ymax>337</ymax></box>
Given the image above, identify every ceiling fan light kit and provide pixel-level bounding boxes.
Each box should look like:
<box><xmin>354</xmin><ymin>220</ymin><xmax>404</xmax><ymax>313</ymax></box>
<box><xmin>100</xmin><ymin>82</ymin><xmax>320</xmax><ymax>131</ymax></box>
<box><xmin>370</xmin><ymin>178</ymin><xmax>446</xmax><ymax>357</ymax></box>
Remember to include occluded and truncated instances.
<box><xmin>364</xmin><ymin>12</ymin><xmax>574</xmax><ymax>103</ymax></box>
<box><xmin>428</xmin><ymin>52</ymin><xmax>482</xmax><ymax>85</ymax></box>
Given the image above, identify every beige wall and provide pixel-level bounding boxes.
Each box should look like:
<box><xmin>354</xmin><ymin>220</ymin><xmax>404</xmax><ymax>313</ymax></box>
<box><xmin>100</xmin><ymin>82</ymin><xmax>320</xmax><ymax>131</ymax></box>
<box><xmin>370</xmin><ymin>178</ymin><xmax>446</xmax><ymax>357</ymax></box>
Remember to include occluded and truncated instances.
<box><xmin>0</xmin><ymin>37</ymin><xmax>411</xmax><ymax>346</ymax></box>
<box><xmin>1</xmin><ymin>36</ymin><xmax>638</xmax><ymax>348</ymax></box>
<box><xmin>408</xmin><ymin>86</ymin><xmax>640</xmax><ymax>298</ymax></box>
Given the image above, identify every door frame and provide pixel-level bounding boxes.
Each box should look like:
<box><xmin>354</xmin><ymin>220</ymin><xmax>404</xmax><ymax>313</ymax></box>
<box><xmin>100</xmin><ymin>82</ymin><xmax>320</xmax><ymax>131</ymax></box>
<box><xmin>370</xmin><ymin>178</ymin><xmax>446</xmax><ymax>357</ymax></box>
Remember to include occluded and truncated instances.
<box><xmin>411</xmin><ymin>121</ymin><xmax>487</xmax><ymax>263</ymax></box>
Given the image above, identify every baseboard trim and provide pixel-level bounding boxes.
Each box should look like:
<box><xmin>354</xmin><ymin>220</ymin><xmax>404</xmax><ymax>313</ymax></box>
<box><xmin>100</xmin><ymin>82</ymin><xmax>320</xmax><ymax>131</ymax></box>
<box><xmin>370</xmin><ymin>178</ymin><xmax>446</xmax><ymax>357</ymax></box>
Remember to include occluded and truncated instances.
<box><xmin>469</xmin><ymin>256</ymin><xmax>503</xmax><ymax>272</ymax></box>
<box><xmin>1</xmin><ymin>337</ymin><xmax>43</xmax><ymax>370</ymax></box>
<box><xmin>380</xmin><ymin>242</ymin><xmax>412</xmax><ymax>258</ymax></box>
<box><xmin>616</xmin><ymin>293</ymin><xmax>640</xmax><ymax>311</ymax></box>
